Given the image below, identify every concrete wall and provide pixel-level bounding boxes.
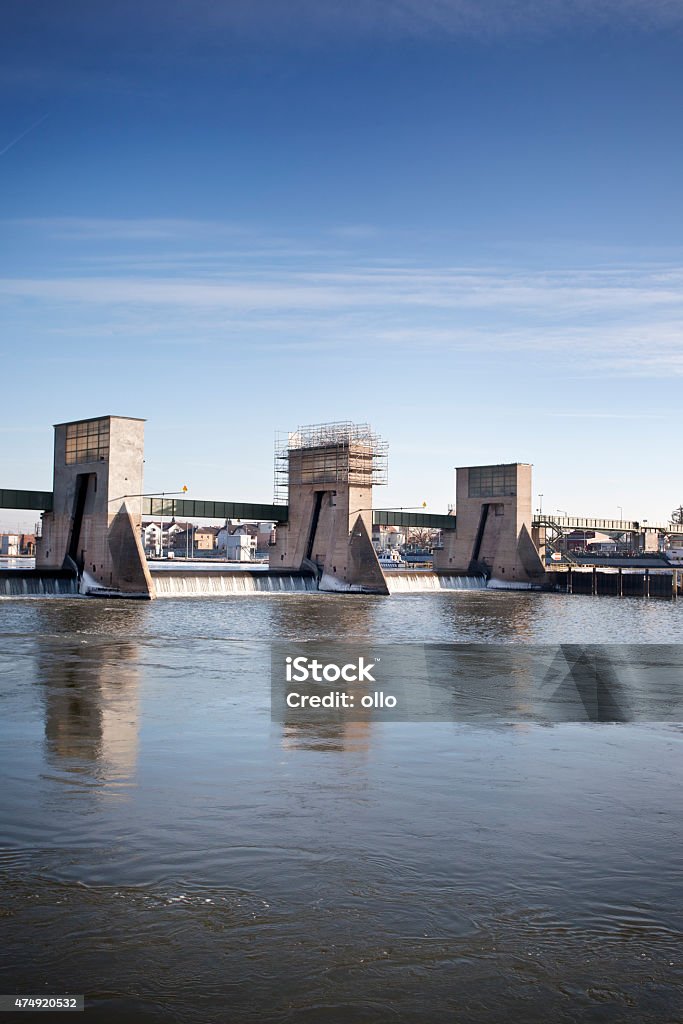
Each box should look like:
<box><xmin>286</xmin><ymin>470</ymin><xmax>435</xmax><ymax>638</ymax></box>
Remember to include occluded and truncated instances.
<box><xmin>36</xmin><ymin>416</ymin><xmax>153</xmax><ymax>597</ymax></box>
<box><xmin>434</xmin><ymin>462</ymin><xmax>546</xmax><ymax>584</ymax></box>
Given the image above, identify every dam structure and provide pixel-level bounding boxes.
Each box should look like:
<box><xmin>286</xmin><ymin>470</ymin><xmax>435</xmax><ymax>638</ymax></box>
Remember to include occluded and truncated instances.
<box><xmin>434</xmin><ymin>463</ymin><xmax>546</xmax><ymax>586</ymax></box>
<box><xmin>35</xmin><ymin>416</ymin><xmax>154</xmax><ymax>598</ymax></box>
<box><xmin>270</xmin><ymin>423</ymin><xmax>389</xmax><ymax>594</ymax></box>
<box><xmin>1</xmin><ymin>412</ymin><xmax>681</xmax><ymax>599</ymax></box>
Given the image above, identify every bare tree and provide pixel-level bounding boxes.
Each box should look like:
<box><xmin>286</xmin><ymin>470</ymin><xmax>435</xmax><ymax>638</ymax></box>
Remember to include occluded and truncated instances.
<box><xmin>406</xmin><ymin>527</ymin><xmax>440</xmax><ymax>550</ymax></box>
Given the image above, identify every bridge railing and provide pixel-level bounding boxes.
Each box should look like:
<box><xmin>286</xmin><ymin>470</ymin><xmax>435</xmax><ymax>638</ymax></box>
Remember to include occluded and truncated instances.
<box><xmin>532</xmin><ymin>515</ymin><xmax>675</xmax><ymax>533</ymax></box>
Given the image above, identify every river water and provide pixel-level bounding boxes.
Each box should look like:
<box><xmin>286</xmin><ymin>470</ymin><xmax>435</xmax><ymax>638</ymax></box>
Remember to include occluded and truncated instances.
<box><xmin>1</xmin><ymin>591</ymin><xmax>681</xmax><ymax>1023</ymax></box>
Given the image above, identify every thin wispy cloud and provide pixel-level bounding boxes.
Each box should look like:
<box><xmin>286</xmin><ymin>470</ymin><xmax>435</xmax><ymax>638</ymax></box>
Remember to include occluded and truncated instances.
<box><xmin>2</xmin><ymin>264</ymin><xmax>682</xmax><ymax>314</ymax></box>
<box><xmin>14</xmin><ymin>217</ymin><xmax>249</xmax><ymax>241</ymax></box>
<box><xmin>2</xmin><ymin>259</ymin><xmax>682</xmax><ymax>375</ymax></box>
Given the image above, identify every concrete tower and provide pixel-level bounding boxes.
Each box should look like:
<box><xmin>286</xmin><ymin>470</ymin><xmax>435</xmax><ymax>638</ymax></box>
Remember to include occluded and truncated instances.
<box><xmin>434</xmin><ymin>462</ymin><xmax>546</xmax><ymax>584</ymax></box>
<box><xmin>36</xmin><ymin>415</ymin><xmax>153</xmax><ymax>597</ymax></box>
<box><xmin>269</xmin><ymin>422</ymin><xmax>388</xmax><ymax>593</ymax></box>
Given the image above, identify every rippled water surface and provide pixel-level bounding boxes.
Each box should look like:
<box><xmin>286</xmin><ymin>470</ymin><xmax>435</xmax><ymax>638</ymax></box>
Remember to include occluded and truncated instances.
<box><xmin>1</xmin><ymin>592</ymin><xmax>682</xmax><ymax>1023</ymax></box>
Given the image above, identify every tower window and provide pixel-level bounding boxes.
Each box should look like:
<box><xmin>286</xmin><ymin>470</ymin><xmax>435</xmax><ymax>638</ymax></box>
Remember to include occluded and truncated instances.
<box><xmin>65</xmin><ymin>419</ymin><xmax>110</xmax><ymax>466</ymax></box>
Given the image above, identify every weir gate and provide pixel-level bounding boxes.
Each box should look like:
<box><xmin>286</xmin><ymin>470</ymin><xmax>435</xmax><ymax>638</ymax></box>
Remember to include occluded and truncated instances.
<box><xmin>1</xmin><ymin>415</ymin><xmax>681</xmax><ymax>599</ymax></box>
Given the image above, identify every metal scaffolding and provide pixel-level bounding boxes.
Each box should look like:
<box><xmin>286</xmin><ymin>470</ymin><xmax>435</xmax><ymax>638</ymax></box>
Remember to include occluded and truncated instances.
<box><xmin>274</xmin><ymin>422</ymin><xmax>388</xmax><ymax>504</ymax></box>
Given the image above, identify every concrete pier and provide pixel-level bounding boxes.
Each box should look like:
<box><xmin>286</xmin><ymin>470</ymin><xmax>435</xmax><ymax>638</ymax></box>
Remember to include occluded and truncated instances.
<box><xmin>269</xmin><ymin>423</ymin><xmax>389</xmax><ymax>593</ymax></box>
<box><xmin>434</xmin><ymin>463</ymin><xmax>546</xmax><ymax>585</ymax></box>
<box><xmin>36</xmin><ymin>416</ymin><xmax>154</xmax><ymax>598</ymax></box>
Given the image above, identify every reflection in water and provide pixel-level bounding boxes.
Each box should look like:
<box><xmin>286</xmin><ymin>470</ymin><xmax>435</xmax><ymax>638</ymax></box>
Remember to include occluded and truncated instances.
<box><xmin>266</xmin><ymin>594</ymin><xmax>539</xmax><ymax>749</ymax></box>
<box><xmin>395</xmin><ymin>589</ymin><xmax>538</xmax><ymax>642</ymax></box>
<box><xmin>281</xmin><ymin>719</ymin><xmax>372</xmax><ymax>753</ymax></box>
<box><xmin>264</xmin><ymin>591</ymin><xmax>382</xmax><ymax>642</ymax></box>
<box><xmin>31</xmin><ymin>603</ymin><xmax>144</xmax><ymax>788</ymax></box>
<box><xmin>41</xmin><ymin>641</ymin><xmax>140</xmax><ymax>781</ymax></box>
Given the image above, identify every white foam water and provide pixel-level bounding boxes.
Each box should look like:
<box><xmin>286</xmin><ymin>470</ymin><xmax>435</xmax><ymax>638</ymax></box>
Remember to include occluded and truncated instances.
<box><xmin>319</xmin><ymin>573</ymin><xmax>364</xmax><ymax>593</ymax></box>
<box><xmin>0</xmin><ymin>575</ymin><xmax>79</xmax><ymax>598</ymax></box>
<box><xmin>151</xmin><ymin>572</ymin><xmax>318</xmax><ymax>597</ymax></box>
<box><xmin>385</xmin><ymin>572</ymin><xmax>487</xmax><ymax>593</ymax></box>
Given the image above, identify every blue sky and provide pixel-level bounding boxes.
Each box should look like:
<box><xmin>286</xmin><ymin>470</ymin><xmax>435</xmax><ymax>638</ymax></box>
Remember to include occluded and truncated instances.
<box><xmin>2</xmin><ymin>1</ymin><xmax>682</xmax><ymax>529</ymax></box>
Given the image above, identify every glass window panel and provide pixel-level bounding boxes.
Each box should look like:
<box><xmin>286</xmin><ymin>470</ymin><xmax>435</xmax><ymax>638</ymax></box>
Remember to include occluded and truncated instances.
<box><xmin>64</xmin><ymin>419</ymin><xmax>110</xmax><ymax>465</ymax></box>
<box><xmin>469</xmin><ymin>464</ymin><xmax>519</xmax><ymax>498</ymax></box>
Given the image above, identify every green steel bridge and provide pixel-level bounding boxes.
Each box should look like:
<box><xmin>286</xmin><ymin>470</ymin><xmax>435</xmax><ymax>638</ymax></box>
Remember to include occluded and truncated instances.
<box><xmin>2</xmin><ymin>488</ymin><xmax>680</xmax><ymax>535</ymax></box>
<box><xmin>0</xmin><ymin>489</ymin><xmax>457</xmax><ymax>531</ymax></box>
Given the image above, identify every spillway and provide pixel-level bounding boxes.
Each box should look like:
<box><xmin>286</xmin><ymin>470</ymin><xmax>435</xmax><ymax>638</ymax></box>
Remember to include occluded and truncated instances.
<box><xmin>0</xmin><ymin>566</ymin><xmax>489</xmax><ymax>598</ymax></box>
<box><xmin>384</xmin><ymin>572</ymin><xmax>487</xmax><ymax>593</ymax></box>
<box><xmin>0</xmin><ymin>570</ymin><xmax>79</xmax><ymax>598</ymax></box>
<box><xmin>150</xmin><ymin>570</ymin><xmax>318</xmax><ymax>597</ymax></box>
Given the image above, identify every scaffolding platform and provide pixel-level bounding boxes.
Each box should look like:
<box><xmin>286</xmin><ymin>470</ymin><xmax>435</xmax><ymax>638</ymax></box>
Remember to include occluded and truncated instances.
<box><xmin>274</xmin><ymin>422</ymin><xmax>388</xmax><ymax>504</ymax></box>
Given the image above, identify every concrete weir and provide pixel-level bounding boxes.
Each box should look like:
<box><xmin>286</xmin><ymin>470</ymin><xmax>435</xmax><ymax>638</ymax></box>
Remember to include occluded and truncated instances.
<box><xmin>150</xmin><ymin>568</ymin><xmax>317</xmax><ymax>597</ymax></box>
<box><xmin>384</xmin><ymin>572</ymin><xmax>487</xmax><ymax>593</ymax></box>
<box><xmin>4</xmin><ymin>413</ymin><xmax>681</xmax><ymax>600</ymax></box>
<box><xmin>24</xmin><ymin>416</ymin><xmax>395</xmax><ymax>597</ymax></box>
<box><xmin>0</xmin><ymin>568</ymin><xmax>79</xmax><ymax>598</ymax></box>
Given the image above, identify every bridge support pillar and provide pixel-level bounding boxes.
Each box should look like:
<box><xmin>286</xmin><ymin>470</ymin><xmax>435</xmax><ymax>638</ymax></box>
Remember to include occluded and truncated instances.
<box><xmin>434</xmin><ymin>463</ymin><xmax>546</xmax><ymax>585</ymax></box>
<box><xmin>36</xmin><ymin>416</ymin><xmax>154</xmax><ymax>598</ymax></box>
<box><xmin>269</xmin><ymin>423</ymin><xmax>388</xmax><ymax>593</ymax></box>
